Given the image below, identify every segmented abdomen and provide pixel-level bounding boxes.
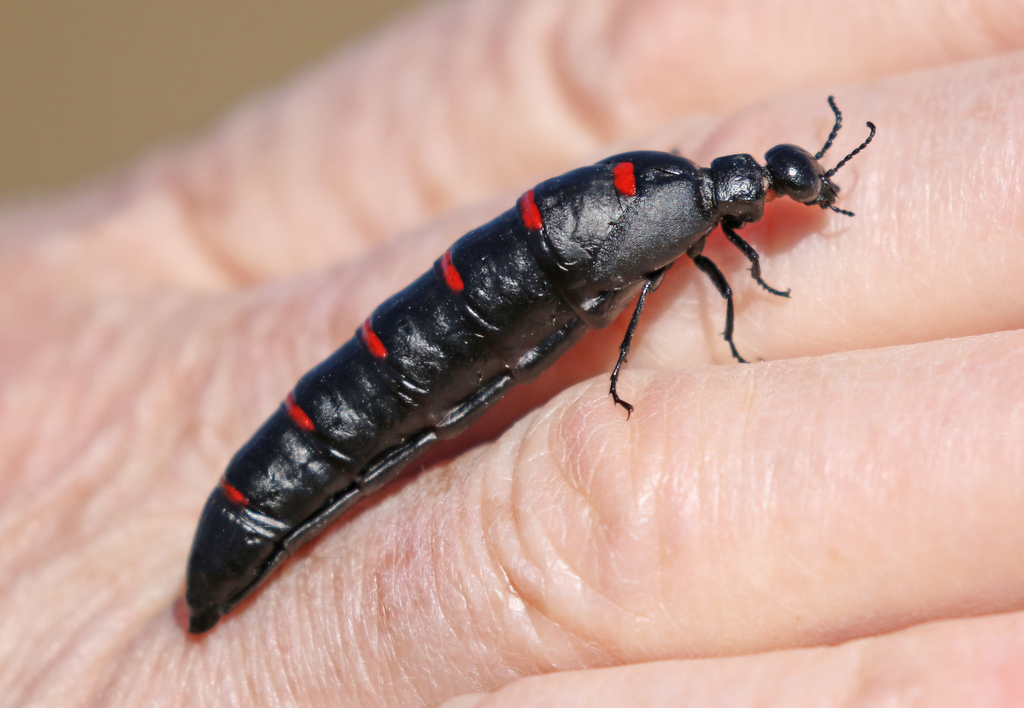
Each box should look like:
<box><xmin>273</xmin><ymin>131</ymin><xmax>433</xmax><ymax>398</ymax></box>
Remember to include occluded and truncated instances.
<box><xmin>185</xmin><ymin>208</ymin><xmax>587</xmax><ymax>626</ymax></box>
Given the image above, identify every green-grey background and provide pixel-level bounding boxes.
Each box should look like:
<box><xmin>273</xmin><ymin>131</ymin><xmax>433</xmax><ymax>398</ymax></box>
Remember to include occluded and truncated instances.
<box><xmin>0</xmin><ymin>1</ymin><xmax>426</xmax><ymax>197</ymax></box>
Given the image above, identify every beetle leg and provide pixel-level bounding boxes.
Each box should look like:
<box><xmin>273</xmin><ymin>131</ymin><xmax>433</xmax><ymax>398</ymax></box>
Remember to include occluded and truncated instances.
<box><xmin>721</xmin><ymin>218</ymin><xmax>790</xmax><ymax>297</ymax></box>
<box><xmin>609</xmin><ymin>275</ymin><xmax>661</xmax><ymax>417</ymax></box>
<box><xmin>689</xmin><ymin>253</ymin><xmax>747</xmax><ymax>364</ymax></box>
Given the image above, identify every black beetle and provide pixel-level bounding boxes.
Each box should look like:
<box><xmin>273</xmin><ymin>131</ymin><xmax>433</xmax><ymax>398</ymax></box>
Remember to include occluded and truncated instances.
<box><xmin>186</xmin><ymin>97</ymin><xmax>875</xmax><ymax>633</ymax></box>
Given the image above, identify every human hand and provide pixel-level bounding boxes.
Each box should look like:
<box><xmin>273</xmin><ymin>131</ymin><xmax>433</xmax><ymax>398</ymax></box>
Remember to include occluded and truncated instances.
<box><xmin>4</xmin><ymin>1</ymin><xmax>1024</xmax><ymax>706</ymax></box>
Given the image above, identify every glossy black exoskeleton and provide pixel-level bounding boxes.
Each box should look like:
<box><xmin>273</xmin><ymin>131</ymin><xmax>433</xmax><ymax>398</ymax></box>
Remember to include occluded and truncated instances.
<box><xmin>186</xmin><ymin>97</ymin><xmax>875</xmax><ymax>633</ymax></box>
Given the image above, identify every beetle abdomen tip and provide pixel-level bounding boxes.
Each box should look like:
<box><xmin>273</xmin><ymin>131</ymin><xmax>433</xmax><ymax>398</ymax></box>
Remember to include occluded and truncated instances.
<box><xmin>187</xmin><ymin>605</ymin><xmax>222</xmax><ymax>634</ymax></box>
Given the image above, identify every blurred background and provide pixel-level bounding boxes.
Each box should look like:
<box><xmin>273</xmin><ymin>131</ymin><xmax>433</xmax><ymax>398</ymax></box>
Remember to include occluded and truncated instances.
<box><xmin>0</xmin><ymin>0</ymin><xmax>427</xmax><ymax>198</ymax></box>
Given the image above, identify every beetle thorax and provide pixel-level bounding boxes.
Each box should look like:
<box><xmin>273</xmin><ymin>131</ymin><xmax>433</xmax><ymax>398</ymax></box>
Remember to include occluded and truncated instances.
<box><xmin>709</xmin><ymin>153</ymin><xmax>768</xmax><ymax>224</ymax></box>
<box><xmin>533</xmin><ymin>152</ymin><xmax>720</xmax><ymax>292</ymax></box>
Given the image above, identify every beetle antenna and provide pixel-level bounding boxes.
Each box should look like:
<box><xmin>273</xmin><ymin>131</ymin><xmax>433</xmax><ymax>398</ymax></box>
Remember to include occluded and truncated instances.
<box><xmin>829</xmin><ymin>205</ymin><xmax>856</xmax><ymax>217</ymax></box>
<box><xmin>815</xmin><ymin>95</ymin><xmax>843</xmax><ymax>160</ymax></box>
<box><xmin>824</xmin><ymin>121</ymin><xmax>876</xmax><ymax>179</ymax></box>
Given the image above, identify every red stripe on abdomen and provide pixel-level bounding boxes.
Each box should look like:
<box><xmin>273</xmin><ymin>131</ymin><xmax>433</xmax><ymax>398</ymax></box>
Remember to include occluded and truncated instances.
<box><xmin>220</xmin><ymin>479</ymin><xmax>249</xmax><ymax>507</ymax></box>
<box><xmin>441</xmin><ymin>249</ymin><xmax>464</xmax><ymax>292</ymax></box>
<box><xmin>361</xmin><ymin>319</ymin><xmax>388</xmax><ymax>359</ymax></box>
<box><xmin>284</xmin><ymin>391</ymin><xmax>315</xmax><ymax>431</ymax></box>
<box><xmin>519</xmin><ymin>189</ymin><xmax>544</xmax><ymax>231</ymax></box>
<box><xmin>613</xmin><ymin>161</ymin><xmax>636</xmax><ymax>196</ymax></box>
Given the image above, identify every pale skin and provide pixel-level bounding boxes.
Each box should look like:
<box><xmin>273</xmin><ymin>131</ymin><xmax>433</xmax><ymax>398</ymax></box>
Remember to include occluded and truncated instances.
<box><xmin>4</xmin><ymin>0</ymin><xmax>1024</xmax><ymax>705</ymax></box>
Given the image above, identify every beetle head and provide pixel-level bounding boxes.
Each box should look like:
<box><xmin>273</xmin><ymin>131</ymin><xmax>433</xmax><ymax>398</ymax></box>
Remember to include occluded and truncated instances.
<box><xmin>765</xmin><ymin>144</ymin><xmax>829</xmax><ymax>205</ymax></box>
<box><xmin>764</xmin><ymin>97</ymin><xmax>875</xmax><ymax>217</ymax></box>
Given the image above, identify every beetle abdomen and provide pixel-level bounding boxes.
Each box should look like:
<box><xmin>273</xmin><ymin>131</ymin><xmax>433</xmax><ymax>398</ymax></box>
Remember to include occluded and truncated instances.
<box><xmin>186</xmin><ymin>208</ymin><xmax>590</xmax><ymax>631</ymax></box>
<box><xmin>186</xmin><ymin>102</ymin><xmax>875</xmax><ymax>633</ymax></box>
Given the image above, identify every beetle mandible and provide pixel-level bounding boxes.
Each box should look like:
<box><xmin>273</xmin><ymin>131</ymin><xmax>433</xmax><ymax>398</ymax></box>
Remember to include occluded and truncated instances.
<box><xmin>185</xmin><ymin>97</ymin><xmax>875</xmax><ymax>633</ymax></box>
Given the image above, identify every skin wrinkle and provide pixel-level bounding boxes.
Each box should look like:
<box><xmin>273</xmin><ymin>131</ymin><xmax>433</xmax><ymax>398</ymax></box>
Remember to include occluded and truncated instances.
<box><xmin>332</xmin><ymin>569</ymin><xmax>372</xmax><ymax>708</ymax></box>
<box><xmin>559</xmin><ymin>403</ymin><xmax>616</xmax><ymax>553</ymax></box>
<box><xmin>557</xmin><ymin>387</ymin><xmax>654</xmax><ymax>620</ymax></box>
<box><xmin>446</xmin><ymin>454</ymin><xmax>501</xmax><ymax>663</ymax></box>
<box><xmin>532</xmin><ymin>455</ymin><xmax>597</xmax><ymax>602</ymax></box>
<box><xmin>429</xmin><ymin>495</ymin><xmax>491</xmax><ymax>691</ymax></box>
<box><xmin>621</xmin><ymin>374</ymin><xmax>673</xmax><ymax>610</ymax></box>
<box><xmin>532</xmin><ymin>460</ymin><xmax>641</xmax><ymax>637</ymax></box>
<box><xmin>658</xmin><ymin>369</ymin><xmax>708</xmax><ymax>625</ymax></box>
<box><xmin>396</xmin><ymin>33</ymin><xmax>461</xmax><ymax>222</ymax></box>
<box><xmin>506</xmin><ymin>0</ymin><xmax>605</xmax><ymax>159</ymax></box>
<box><xmin>251</xmin><ymin>629</ymin><xmax>287</xmax><ymax>705</ymax></box>
<box><xmin>84</xmin><ymin>631</ymin><xmax>142</xmax><ymax>708</ymax></box>
<box><xmin>13</xmin><ymin>593</ymin><xmax>109</xmax><ymax>705</ymax></box>
<box><xmin>280</xmin><ymin>585</ymin><xmax>315</xmax><ymax>702</ymax></box>
<box><xmin>314</xmin><ymin>576</ymin><xmax>350</xmax><ymax>697</ymax></box>
<box><xmin>265</xmin><ymin>610</ymin><xmax>303</xmax><ymax>704</ymax></box>
<box><xmin>314</xmin><ymin>94</ymin><xmax>391</xmax><ymax>260</ymax></box>
<box><xmin>845</xmin><ymin>627</ymin><xmax>920</xmax><ymax>707</ymax></box>
<box><xmin>636</xmin><ymin>373</ymin><xmax>687</xmax><ymax>641</ymax></box>
<box><xmin>543</xmin><ymin>0</ymin><xmax>618</xmax><ymax>147</ymax></box>
<box><xmin>413</xmin><ymin>2</ymin><xmax>523</xmax><ymax>198</ymax></box>
<box><xmin>163</xmin><ymin>159</ymin><xmax>259</xmax><ymax>290</ymax></box>
<box><xmin>734</xmin><ymin>366</ymin><xmax>767</xmax><ymax>532</ymax></box>
<box><xmin>94</xmin><ymin>188</ymin><xmax>238</xmax><ymax>295</ymax></box>
<box><xmin>449</xmin><ymin>532</ymin><xmax>495</xmax><ymax>685</ymax></box>
<box><xmin>506</xmin><ymin>392</ymin><xmax>640</xmax><ymax>665</ymax></box>
<box><xmin>739</xmin><ymin>372</ymin><xmax>779</xmax><ymax>546</ymax></box>
<box><xmin>408</xmin><ymin>7</ymin><xmax>479</xmax><ymax>196</ymax></box>
<box><xmin>470</xmin><ymin>479</ymin><xmax>526</xmax><ymax>679</ymax></box>
<box><xmin>315</xmin><ymin>58</ymin><xmax>414</xmax><ymax>250</ymax></box>
<box><xmin>798</xmin><ymin>360</ymin><xmax>830</xmax><ymax>542</ymax></box>
<box><xmin>790</xmin><ymin>361</ymin><xmax>858</xmax><ymax>603</ymax></box>
<box><xmin>608</xmin><ymin>380</ymin><xmax>679</xmax><ymax>638</ymax></box>
<box><xmin>940</xmin><ymin>0</ymin><xmax>1004</xmax><ymax>55</ymax></box>
<box><xmin>1</xmin><ymin>305</ymin><xmax>208</xmax><ymax>579</ymax></box>
<box><xmin>395</xmin><ymin>5</ymin><xmax>495</xmax><ymax>208</ymax></box>
<box><xmin>2</xmin><ymin>1</ymin><xmax>1015</xmax><ymax>286</ymax></box>
<box><xmin>381</xmin><ymin>523</ymin><xmax>424</xmax><ymax>701</ymax></box>
<box><xmin>1</xmin><ymin>305</ymin><xmax>127</xmax><ymax>490</ymax></box>
<box><xmin>426</xmin><ymin>492</ymin><xmax>461</xmax><ymax>655</ymax></box>
<box><xmin>425</xmin><ymin>613</ymin><xmax>1024</xmax><ymax>707</ymax></box>
<box><xmin>655</xmin><ymin>383</ymin><xmax>720</xmax><ymax>647</ymax></box>
<box><xmin>480</xmin><ymin>412</ymin><xmax>550</xmax><ymax>657</ymax></box>
<box><xmin>18</xmin><ymin>4</ymin><xmax>1024</xmax><ymax>704</ymax></box>
<box><xmin>509</xmin><ymin>419</ymin><xmax>584</xmax><ymax>653</ymax></box>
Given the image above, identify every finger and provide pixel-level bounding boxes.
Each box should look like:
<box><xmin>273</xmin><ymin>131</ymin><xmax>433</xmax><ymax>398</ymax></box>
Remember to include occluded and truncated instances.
<box><xmin>13</xmin><ymin>51</ymin><xmax>1012</xmax><ymax>685</ymax></box>
<box><xmin>167</xmin><ymin>0</ymin><xmax>1024</xmax><ymax>278</ymax></box>
<box><xmin>445</xmin><ymin>609</ymin><xmax>1024</xmax><ymax>708</ymax></box>
<box><xmin>9</xmin><ymin>0</ymin><xmax>1024</xmax><ymax>293</ymax></box>
<box><xmin>385</xmin><ymin>50</ymin><xmax>1024</xmax><ymax>419</ymax></box>
<box><xmin>118</xmin><ymin>327</ymin><xmax>1024</xmax><ymax>705</ymax></box>
<box><xmin>6</xmin><ymin>5</ymin><xmax>1023</xmax><ymax>706</ymax></box>
<box><xmin>622</xmin><ymin>51</ymin><xmax>1024</xmax><ymax>370</ymax></box>
<box><xmin>27</xmin><ymin>52</ymin><xmax>1007</xmax><ymax>686</ymax></box>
